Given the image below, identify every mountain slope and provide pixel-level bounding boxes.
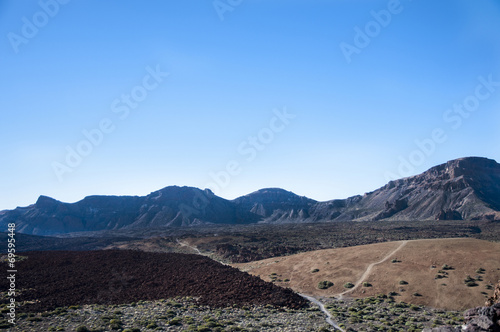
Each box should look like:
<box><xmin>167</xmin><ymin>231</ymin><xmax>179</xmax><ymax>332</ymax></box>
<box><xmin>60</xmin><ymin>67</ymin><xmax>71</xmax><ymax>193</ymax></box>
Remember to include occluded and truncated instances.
<box><xmin>232</xmin><ymin>188</ymin><xmax>317</xmax><ymax>222</ymax></box>
<box><xmin>314</xmin><ymin>157</ymin><xmax>500</xmax><ymax>222</ymax></box>
<box><xmin>1</xmin><ymin>157</ymin><xmax>499</xmax><ymax>235</ymax></box>
<box><xmin>0</xmin><ymin>187</ymin><xmax>258</xmax><ymax>236</ymax></box>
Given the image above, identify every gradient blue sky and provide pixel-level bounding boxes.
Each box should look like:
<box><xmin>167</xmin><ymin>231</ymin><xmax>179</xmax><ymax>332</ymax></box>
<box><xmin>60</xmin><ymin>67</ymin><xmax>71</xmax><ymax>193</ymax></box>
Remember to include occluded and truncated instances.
<box><xmin>1</xmin><ymin>0</ymin><xmax>500</xmax><ymax>210</ymax></box>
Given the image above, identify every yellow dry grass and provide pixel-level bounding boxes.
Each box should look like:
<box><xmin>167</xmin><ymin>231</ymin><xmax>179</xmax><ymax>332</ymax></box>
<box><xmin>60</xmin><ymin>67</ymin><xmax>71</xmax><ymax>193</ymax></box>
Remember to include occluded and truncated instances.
<box><xmin>233</xmin><ymin>238</ymin><xmax>500</xmax><ymax>310</ymax></box>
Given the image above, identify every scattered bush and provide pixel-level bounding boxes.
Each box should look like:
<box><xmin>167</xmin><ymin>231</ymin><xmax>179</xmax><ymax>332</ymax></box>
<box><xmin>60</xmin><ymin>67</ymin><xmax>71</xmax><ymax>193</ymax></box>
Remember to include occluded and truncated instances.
<box><xmin>344</xmin><ymin>282</ymin><xmax>355</xmax><ymax>289</ymax></box>
<box><xmin>442</xmin><ymin>264</ymin><xmax>453</xmax><ymax>270</ymax></box>
<box><xmin>311</xmin><ymin>269</ymin><xmax>320</xmax><ymax>273</ymax></box>
<box><xmin>76</xmin><ymin>327</ymin><xmax>90</xmax><ymax>332</ymax></box>
<box><xmin>318</xmin><ymin>281</ymin><xmax>334</xmax><ymax>289</ymax></box>
<box><xmin>362</xmin><ymin>282</ymin><xmax>372</xmax><ymax>287</ymax></box>
<box><xmin>399</xmin><ymin>280</ymin><xmax>408</xmax><ymax>285</ymax></box>
<box><xmin>464</xmin><ymin>276</ymin><xmax>475</xmax><ymax>284</ymax></box>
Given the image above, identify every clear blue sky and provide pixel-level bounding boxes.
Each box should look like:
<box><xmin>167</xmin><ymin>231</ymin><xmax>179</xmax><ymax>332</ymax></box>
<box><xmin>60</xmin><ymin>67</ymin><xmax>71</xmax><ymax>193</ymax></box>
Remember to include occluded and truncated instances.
<box><xmin>1</xmin><ymin>0</ymin><xmax>500</xmax><ymax>210</ymax></box>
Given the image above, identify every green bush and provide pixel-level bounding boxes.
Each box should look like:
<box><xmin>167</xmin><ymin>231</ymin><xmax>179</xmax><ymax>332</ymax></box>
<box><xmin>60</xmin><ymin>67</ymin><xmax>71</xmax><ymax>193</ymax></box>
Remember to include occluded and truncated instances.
<box><xmin>76</xmin><ymin>327</ymin><xmax>90</xmax><ymax>332</ymax></box>
<box><xmin>399</xmin><ymin>280</ymin><xmax>408</xmax><ymax>285</ymax></box>
<box><xmin>464</xmin><ymin>276</ymin><xmax>475</xmax><ymax>283</ymax></box>
<box><xmin>344</xmin><ymin>282</ymin><xmax>355</xmax><ymax>289</ymax></box>
<box><xmin>362</xmin><ymin>282</ymin><xmax>372</xmax><ymax>287</ymax></box>
<box><xmin>318</xmin><ymin>280</ymin><xmax>334</xmax><ymax>289</ymax></box>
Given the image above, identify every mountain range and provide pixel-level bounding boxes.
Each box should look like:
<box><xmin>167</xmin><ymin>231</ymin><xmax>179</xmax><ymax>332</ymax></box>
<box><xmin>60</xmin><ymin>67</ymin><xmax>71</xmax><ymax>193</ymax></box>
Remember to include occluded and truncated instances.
<box><xmin>1</xmin><ymin>157</ymin><xmax>499</xmax><ymax>236</ymax></box>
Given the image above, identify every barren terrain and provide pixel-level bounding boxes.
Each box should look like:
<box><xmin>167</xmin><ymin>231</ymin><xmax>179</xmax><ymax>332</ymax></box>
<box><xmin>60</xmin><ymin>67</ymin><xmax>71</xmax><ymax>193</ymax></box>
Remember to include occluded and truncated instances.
<box><xmin>234</xmin><ymin>238</ymin><xmax>500</xmax><ymax>311</ymax></box>
<box><xmin>0</xmin><ymin>250</ymin><xmax>308</xmax><ymax>313</ymax></box>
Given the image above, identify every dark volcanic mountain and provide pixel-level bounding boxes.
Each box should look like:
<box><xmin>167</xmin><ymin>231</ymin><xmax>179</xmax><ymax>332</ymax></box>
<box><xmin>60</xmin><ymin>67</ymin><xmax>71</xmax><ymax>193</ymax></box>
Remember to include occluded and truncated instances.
<box><xmin>233</xmin><ymin>188</ymin><xmax>316</xmax><ymax>221</ymax></box>
<box><xmin>1</xmin><ymin>157</ymin><xmax>499</xmax><ymax>235</ymax></box>
<box><xmin>312</xmin><ymin>157</ymin><xmax>500</xmax><ymax>222</ymax></box>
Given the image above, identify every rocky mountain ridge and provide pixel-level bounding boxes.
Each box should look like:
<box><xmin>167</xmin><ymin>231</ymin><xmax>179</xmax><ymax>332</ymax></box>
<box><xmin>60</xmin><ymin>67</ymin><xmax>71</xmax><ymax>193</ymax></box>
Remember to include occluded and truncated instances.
<box><xmin>1</xmin><ymin>157</ymin><xmax>500</xmax><ymax>235</ymax></box>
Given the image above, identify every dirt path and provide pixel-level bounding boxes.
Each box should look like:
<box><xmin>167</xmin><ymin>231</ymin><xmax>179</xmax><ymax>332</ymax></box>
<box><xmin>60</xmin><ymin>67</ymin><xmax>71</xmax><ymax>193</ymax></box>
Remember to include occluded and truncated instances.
<box><xmin>176</xmin><ymin>238</ymin><xmax>202</xmax><ymax>254</ymax></box>
<box><xmin>299</xmin><ymin>293</ymin><xmax>345</xmax><ymax>331</ymax></box>
<box><xmin>336</xmin><ymin>240</ymin><xmax>408</xmax><ymax>298</ymax></box>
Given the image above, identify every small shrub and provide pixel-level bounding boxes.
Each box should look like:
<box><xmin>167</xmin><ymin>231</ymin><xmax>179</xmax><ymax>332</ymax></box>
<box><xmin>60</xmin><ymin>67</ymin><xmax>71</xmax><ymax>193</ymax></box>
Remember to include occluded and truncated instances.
<box><xmin>362</xmin><ymin>282</ymin><xmax>372</xmax><ymax>287</ymax></box>
<box><xmin>311</xmin><ymin>269</ymin><xmax>320</xmax><ymax>273</ymax></box>
<box><xmin>318</xmin><ymin>281</ymin><xmax>334</xmax><ymax>289</ymax></box>
<box><xmin>465</xmin><ymin>281</ymin><xmax>478</xmax><ymax>287</ymax></box>
<box><xmin>399</xmin><ymin>280</ymin><xmax>408</xmax><ymax>285</ymax></box>
<box><xmin>344</xmin><ymin>282</ymin><xmax>355</xmax><ymax>289</ymax></box>
<box><xmin>146</xmin><ymin>322</ymin><xmax>158</xmax><ymax>329</ymax></box>
<box><xmin>27</xmin><ymin>317</ymin><xmax>42</xmax><ymax>322</ymax></box>
<box><xmin>76</xmin><ymin>327</ymin><xmax>90</xmax><ymax>332</ymax></box>
<box><xmin>464</xmin><ymin>276</ymin><xmax>475</xmax><ymax>283</ymax></box>
<box><xmin>442</xmin><ymin>264</ymin><xmax>453</xmax><ymax>270</ymax></box>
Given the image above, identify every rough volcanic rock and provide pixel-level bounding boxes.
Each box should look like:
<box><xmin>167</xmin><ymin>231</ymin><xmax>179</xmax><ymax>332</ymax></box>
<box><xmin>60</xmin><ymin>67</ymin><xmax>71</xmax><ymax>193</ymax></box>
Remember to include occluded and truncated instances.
<box><xmin>0</xmin><ymin>250</ymin><xmax>308</xmax><ymax>312</ymax></box>
<box><xmin>487</xmin><ymin>280</ymin><xmax>500</xmax><ymax>306</ymax></box>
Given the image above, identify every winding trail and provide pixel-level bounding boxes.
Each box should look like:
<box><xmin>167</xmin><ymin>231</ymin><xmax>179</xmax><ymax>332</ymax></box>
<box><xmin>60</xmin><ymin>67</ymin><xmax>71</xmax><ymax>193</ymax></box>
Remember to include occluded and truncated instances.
<box><xmin>177</xmin><ymin>238</ymin><xmax>407</xmax><ymax>330</ymax></box>
<box><xmin>176</xmin><ymin>238</ymin><xmax>202</xmax><ymax>254</ymax></box>
<box><xmin>299</xmin><ymin>294</ymin><xmax>345</xmax><ymax>331</ymax></box>
<box><xmin>336</xmin><ymin>240</ymin><xmax>408</xmax><ymax>298</ymax></box>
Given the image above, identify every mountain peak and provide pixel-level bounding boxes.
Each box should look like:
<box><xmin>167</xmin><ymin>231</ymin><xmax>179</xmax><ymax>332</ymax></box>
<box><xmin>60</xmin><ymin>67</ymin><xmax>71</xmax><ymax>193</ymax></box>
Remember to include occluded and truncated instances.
<box><xmin>1</xmin><ymin>156</ymin><xmax>499</xmax><ymax>235</ymax></box>
<box><xmin>424</xmin><ymin>157</ymin><xmax>500</xmax><ymax>180</ymax></box>
<box><xmin>35</xmin><ymin>195</ymin><xmax>59</xmax><ymax>208</ymax></box>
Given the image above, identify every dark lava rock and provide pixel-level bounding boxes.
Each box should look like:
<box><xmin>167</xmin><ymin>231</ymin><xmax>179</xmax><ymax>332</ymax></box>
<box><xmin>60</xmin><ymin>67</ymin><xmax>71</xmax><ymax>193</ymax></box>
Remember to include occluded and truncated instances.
<box><xmin>0</xmin><ymin>250</ymin><xmax>308</xmax><ymax>312</ymax></box>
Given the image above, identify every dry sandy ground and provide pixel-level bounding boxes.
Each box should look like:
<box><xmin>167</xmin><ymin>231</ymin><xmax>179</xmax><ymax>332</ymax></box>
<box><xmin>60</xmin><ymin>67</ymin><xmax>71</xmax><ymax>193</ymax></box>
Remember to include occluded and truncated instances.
<box><xmin>233</xmin><ymin>238</ymin><xmax>500</xmax><ymax>310</ymax></box>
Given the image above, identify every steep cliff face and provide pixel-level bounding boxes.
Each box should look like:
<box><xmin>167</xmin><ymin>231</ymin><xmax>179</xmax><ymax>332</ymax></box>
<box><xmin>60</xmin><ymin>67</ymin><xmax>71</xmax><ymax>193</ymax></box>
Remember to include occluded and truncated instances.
<box><xmin>328</xmin><ymin>157</ymin><xmax>500</xmax><ymax>222</ymax></box>
<box><xmin>1</xmin><ymin>157</ymin><xmax>499</xmax><ymax>235</ymax></box>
